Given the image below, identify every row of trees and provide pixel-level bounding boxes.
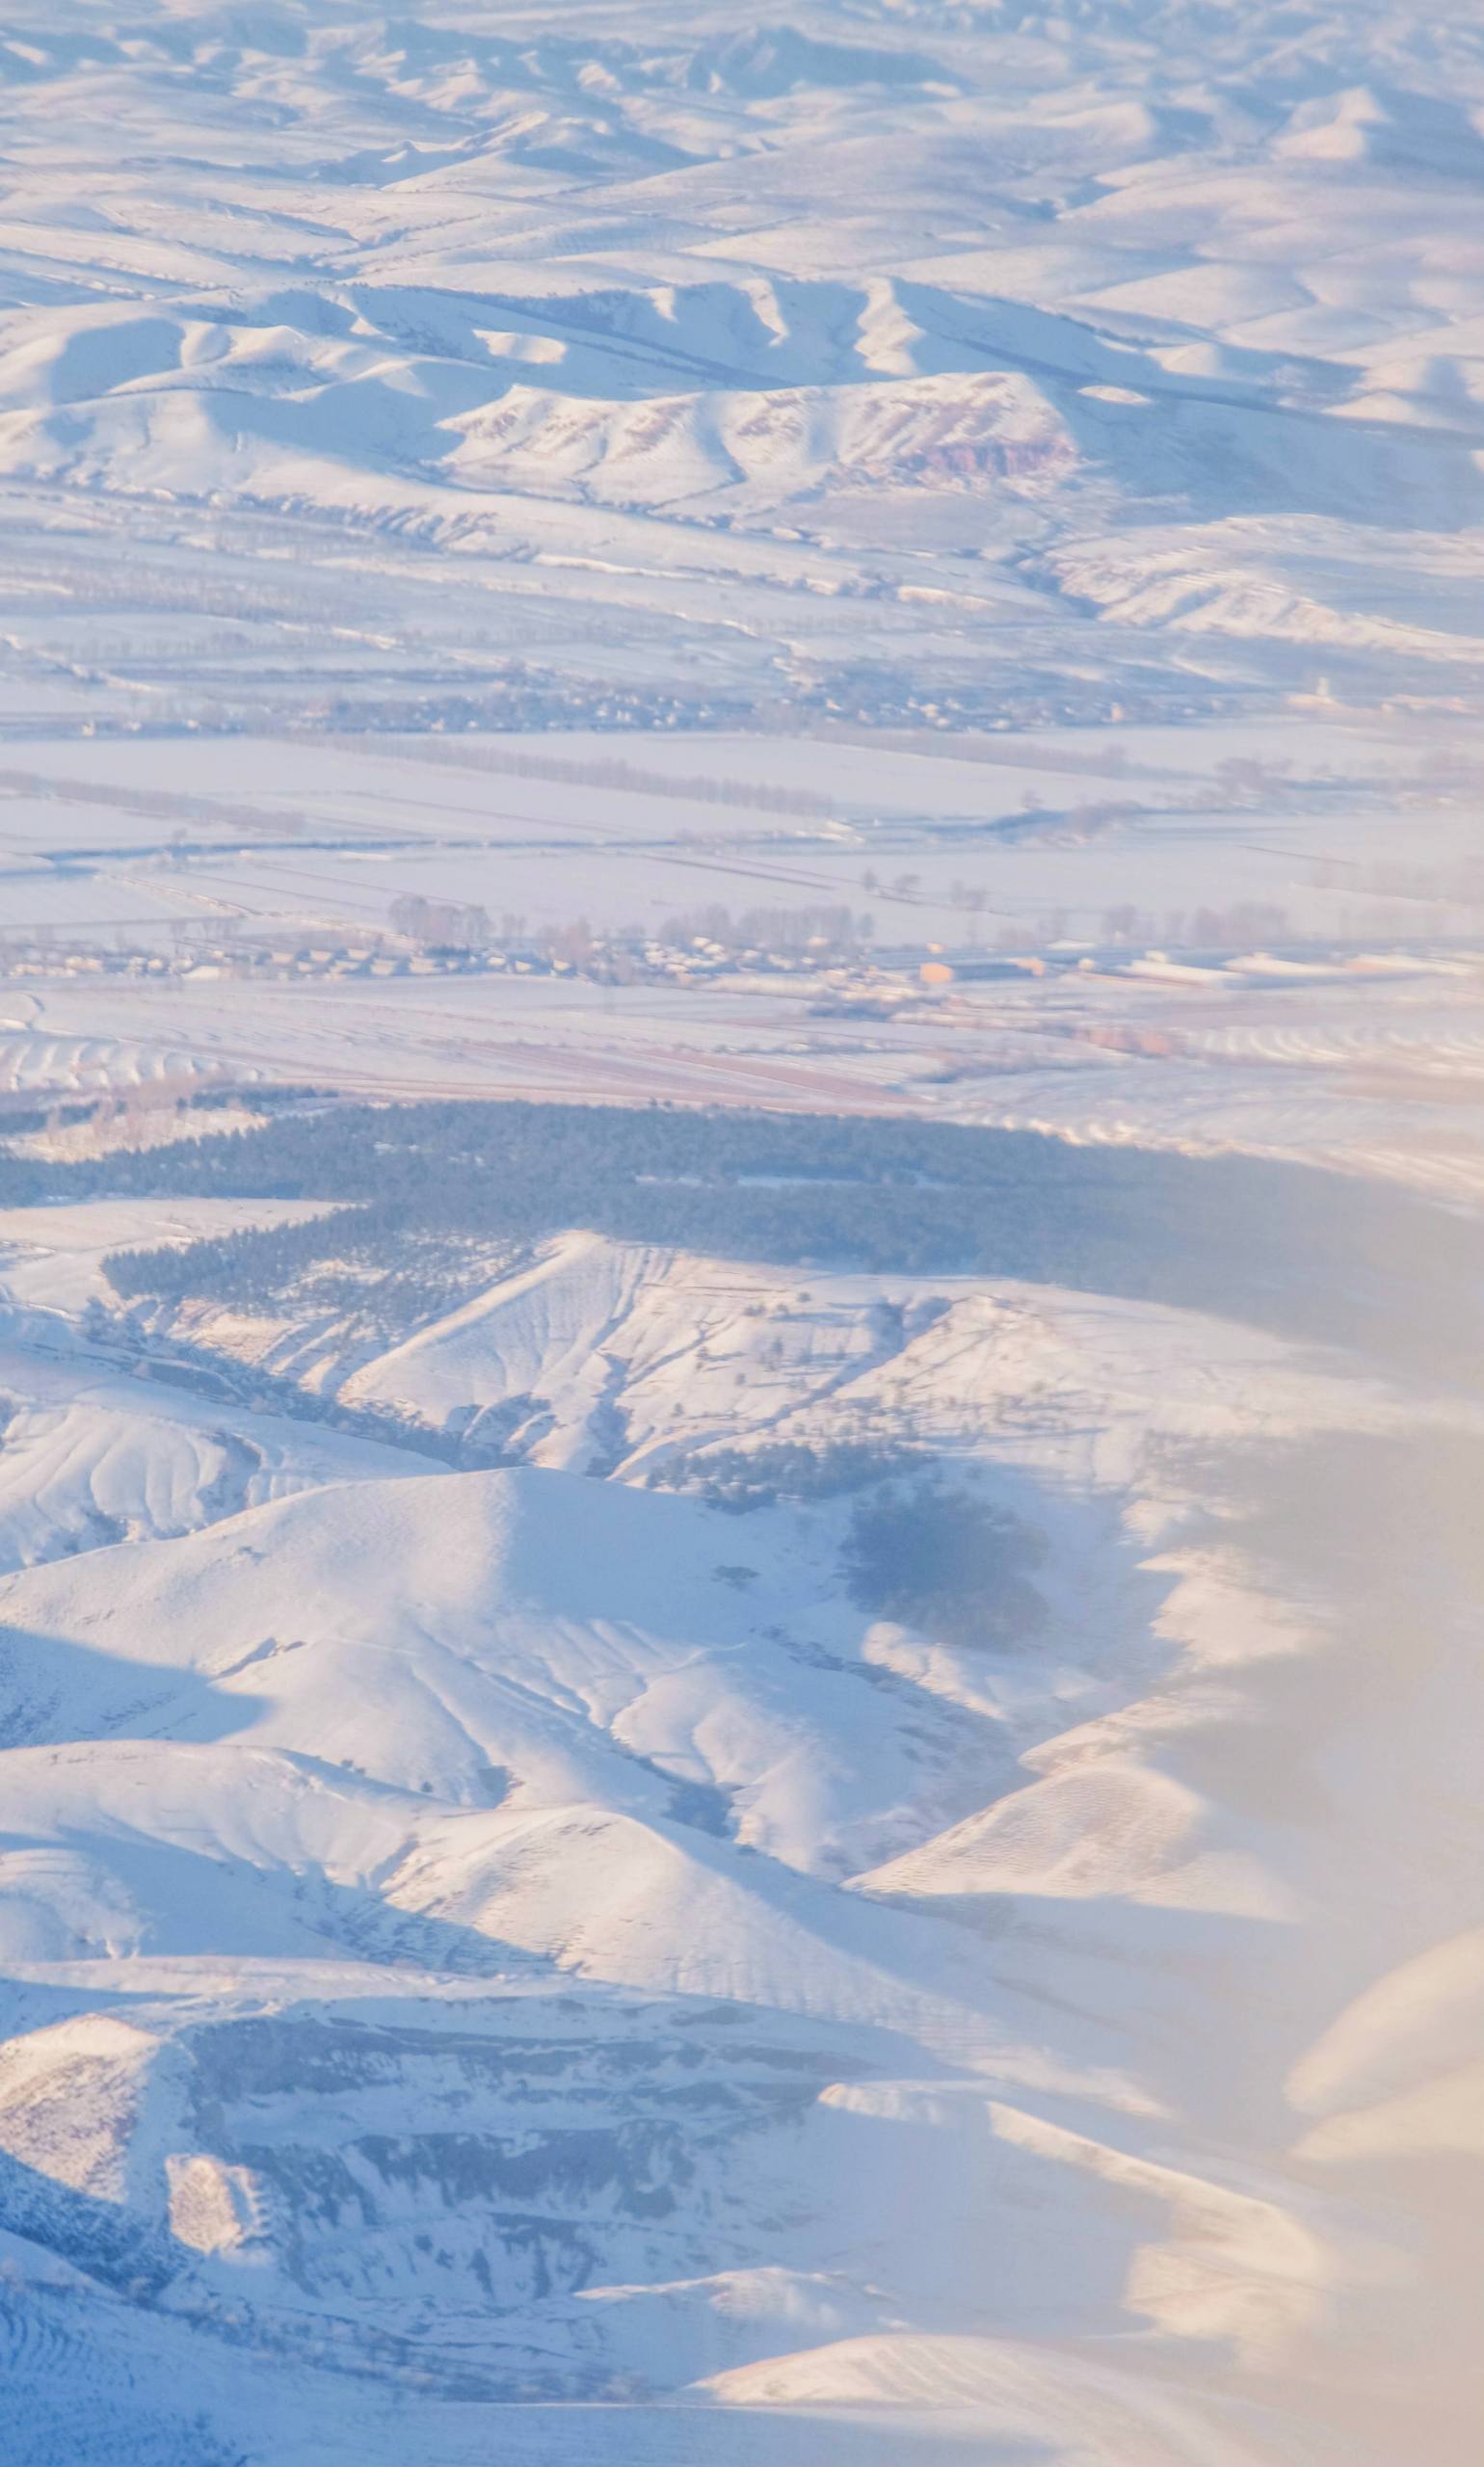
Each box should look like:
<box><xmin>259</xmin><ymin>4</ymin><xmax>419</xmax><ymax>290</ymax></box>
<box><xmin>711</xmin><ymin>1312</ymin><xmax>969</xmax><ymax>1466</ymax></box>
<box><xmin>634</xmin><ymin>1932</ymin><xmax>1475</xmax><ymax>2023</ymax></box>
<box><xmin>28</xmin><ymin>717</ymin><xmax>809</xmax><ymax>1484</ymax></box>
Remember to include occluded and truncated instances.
<box><xmin>389</xmin><ymin>894</ymin><xmax>492</xmax><ymax>950</ymax></box>
<box><xmin>655</xmin><ymin>903</ymin><xmax>868</xmax><ymax>954</ymax></box>
<box><xmin>359</xmin><ymin>733</ymin><xmax>839</xmax><ymax>820</ymax></box>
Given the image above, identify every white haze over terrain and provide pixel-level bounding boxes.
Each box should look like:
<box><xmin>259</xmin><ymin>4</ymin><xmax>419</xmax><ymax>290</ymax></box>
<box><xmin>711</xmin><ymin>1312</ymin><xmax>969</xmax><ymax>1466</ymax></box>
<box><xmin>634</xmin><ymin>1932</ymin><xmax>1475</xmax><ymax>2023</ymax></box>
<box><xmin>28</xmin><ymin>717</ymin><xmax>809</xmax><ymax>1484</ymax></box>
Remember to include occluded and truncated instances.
<box><xmin>0</xmin><ymin>6</ymin><xmax>1481</xmax><ymax>2467</ymax></box>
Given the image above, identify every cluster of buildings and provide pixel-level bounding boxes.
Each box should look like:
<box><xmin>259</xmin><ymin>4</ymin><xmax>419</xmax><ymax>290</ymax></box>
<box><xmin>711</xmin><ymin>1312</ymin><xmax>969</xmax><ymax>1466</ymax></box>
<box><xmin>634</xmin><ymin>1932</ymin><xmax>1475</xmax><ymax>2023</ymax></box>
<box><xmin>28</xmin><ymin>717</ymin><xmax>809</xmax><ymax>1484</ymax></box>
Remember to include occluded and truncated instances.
<box><xmin>0</xmin><ymin>928</ymin><xmax>899</xmax><ymax>990</ymax></box>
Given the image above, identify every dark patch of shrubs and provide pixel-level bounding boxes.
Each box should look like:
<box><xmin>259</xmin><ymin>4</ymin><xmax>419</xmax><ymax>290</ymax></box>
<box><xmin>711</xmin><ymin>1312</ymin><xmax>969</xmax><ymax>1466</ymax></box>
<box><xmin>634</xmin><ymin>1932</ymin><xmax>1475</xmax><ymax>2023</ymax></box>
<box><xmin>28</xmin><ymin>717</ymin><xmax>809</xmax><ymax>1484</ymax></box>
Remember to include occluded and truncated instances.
<box><xmin>841</xmin><ymin>1480</ymin><xmax>1047</xmax><ymax>1649</ymax></box>
<box><xmin>653</xmin><ymin>1439</ymin><xmax>917</xmax><ymax>1512</ymax></box>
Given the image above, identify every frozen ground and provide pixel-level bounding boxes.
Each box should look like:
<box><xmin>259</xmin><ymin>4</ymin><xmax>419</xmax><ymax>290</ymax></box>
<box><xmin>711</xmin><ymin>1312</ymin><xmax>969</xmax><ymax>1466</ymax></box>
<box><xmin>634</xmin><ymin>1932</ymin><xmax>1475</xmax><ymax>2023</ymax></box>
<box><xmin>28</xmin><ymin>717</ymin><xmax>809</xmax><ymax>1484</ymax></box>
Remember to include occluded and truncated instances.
<box><xmin>0</xmin><ymin>5</ymin><xmax>1482</xmax><ymax>2465</ymax></box>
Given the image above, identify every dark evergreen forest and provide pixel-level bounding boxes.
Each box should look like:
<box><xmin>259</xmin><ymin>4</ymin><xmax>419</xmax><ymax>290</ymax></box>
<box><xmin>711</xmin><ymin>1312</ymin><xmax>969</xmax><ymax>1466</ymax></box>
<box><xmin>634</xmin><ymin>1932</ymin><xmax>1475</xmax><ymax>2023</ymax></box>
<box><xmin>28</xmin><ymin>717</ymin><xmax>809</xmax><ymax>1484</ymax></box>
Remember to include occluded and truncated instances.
<box><xmin>0</xmin><ymin>1098</ymin><xmax>1468</xmax><ymax>1374</ymax></box>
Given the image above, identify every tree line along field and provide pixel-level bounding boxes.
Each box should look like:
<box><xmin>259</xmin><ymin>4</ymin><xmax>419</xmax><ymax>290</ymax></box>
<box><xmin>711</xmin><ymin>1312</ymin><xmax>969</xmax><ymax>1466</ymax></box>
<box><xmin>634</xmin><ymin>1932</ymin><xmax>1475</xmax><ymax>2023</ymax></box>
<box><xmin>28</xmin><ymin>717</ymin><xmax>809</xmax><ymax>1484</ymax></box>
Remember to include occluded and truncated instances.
<box><xmin>0</xmin><ymin>1097</ymin><xmax>1472</xmax><ymax>1374</ymax></box>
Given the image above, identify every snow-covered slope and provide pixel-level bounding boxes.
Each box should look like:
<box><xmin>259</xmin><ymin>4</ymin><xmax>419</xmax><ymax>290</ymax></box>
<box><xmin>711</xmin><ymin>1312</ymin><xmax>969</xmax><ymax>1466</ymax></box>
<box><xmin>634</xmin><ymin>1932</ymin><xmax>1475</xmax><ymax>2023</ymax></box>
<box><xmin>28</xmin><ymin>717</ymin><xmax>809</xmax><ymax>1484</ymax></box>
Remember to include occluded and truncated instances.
<box><xmin>0</xmin><ymin>1180</ymin><xmax>1479</xmax><ymax>2464</ymax></box>
<box><xmin>0</xmin><ymin>1458</ymin><xmax>1013</xmax><ymax>1886</ymax></box>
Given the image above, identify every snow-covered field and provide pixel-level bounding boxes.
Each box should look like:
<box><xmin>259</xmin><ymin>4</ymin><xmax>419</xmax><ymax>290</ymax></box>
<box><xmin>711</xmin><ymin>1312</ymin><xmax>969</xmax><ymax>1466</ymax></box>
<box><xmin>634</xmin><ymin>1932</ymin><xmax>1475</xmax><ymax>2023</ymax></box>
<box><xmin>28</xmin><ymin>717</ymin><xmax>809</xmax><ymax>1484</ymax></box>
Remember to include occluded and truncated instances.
<box><xmin>8</xmin><ymin>948</ymin><xmax>1484</xmax><ymax>1205</ymax></box>
<box><xmin>1</xmin><ymin>4</ymin><xmax>1482</xmax><ymax>2464</ymax></box>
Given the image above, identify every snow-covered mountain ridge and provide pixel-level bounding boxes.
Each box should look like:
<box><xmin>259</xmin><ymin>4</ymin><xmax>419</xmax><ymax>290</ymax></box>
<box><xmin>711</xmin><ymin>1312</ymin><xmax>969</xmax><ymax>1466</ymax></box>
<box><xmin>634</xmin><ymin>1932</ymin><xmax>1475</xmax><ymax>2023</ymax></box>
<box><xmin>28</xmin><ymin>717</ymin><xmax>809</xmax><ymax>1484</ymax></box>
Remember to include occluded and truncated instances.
<box><xmin>2</xmin><ymin>0</ymin><xmax>1484</xmax><ymax>731</ymax></box>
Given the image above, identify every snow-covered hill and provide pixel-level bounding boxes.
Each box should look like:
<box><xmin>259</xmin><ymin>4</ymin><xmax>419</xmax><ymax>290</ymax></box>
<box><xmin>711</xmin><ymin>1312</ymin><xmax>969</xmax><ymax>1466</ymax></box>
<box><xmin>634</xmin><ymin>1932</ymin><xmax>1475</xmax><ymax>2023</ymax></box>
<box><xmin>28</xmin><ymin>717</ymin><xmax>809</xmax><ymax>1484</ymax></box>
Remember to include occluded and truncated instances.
<box><xmin>0</xmin><ymin>1171</ymin><xmax>1479</xmax><ymax>2465</ymax></box>
<box><xmin>2</xmin><ymin>0</ymin><xmax>1483</xmax><ymax>737</ymax></box>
